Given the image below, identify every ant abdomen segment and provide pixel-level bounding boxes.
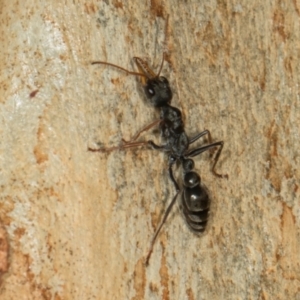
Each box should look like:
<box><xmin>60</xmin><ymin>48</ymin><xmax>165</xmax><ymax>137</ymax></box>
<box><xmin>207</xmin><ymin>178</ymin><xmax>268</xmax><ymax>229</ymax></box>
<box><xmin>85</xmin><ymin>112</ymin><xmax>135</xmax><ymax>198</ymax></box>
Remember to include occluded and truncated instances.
<box><xmin>182</xmin><ymin>172</ymin><xmax>211</xmax><ymax>232</ymax></box>
<box><xmin>183</xmin><ymin>171</ymin><xmax>200</xmax><ymax>188</ymax></box>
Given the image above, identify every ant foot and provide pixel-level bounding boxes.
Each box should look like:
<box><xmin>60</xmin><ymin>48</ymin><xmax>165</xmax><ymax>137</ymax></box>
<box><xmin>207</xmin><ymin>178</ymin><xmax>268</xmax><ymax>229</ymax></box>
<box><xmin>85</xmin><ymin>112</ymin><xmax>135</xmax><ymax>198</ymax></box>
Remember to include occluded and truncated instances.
<box><xmin>213</xmin><ymin>172</ymin><xmax>229</xmax><ymax>179</ymax></box>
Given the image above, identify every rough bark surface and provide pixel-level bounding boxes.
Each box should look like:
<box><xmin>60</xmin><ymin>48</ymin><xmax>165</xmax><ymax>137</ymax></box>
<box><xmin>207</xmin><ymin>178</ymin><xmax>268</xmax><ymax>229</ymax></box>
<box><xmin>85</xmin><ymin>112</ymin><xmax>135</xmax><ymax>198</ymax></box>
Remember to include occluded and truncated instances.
<box><xmin>0</xmin><ymin>0</ymin><xmax>299</xmax><ymax>299</ymax></box>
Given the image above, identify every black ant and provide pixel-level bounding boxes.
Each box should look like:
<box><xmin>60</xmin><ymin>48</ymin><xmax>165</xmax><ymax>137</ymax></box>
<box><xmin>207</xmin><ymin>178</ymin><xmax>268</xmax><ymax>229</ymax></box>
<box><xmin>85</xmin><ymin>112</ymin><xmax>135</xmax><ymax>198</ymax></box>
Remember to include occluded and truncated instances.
<box><xmin>89</xmin><ymin>53</ymin><xmax>228</xmax><ymax>265</ymax></box>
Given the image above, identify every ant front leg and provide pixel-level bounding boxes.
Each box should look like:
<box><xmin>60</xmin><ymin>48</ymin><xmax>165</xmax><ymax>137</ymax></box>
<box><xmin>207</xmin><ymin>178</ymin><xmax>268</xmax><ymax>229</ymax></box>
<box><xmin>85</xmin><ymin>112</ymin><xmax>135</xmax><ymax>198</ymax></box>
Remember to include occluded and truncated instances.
<box><xmin>122</xmin><ymin>119</ymin><xmax>161</xmax><ymax>144</ymax></box>
<box><xmin>186</xmin><ymin>141</ymin><xmax>228</xmax><ymax>179</ymax></box>
<box><xmin>88</xmin><ymin>119</ymin><xmax>161</xmax><ymax>153</ymax></box>
<box><xmin>88</xmin><ymin>140</ymin><xmax>151</xmax><ymax>153</ymax></box>
<box><xmin>88</xmin><ymin>138</ymin><xmax>167</xmax><ymax>154</ymax></box>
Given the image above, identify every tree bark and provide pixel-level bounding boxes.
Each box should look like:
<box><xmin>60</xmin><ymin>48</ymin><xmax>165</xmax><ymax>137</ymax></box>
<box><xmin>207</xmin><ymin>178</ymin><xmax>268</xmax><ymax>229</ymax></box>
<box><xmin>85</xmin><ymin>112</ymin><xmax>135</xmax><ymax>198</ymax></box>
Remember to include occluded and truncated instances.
<box><xmin>0</xmin><ymin>0</ymin><xmax>299</xmax><ymax>299</ymax></box>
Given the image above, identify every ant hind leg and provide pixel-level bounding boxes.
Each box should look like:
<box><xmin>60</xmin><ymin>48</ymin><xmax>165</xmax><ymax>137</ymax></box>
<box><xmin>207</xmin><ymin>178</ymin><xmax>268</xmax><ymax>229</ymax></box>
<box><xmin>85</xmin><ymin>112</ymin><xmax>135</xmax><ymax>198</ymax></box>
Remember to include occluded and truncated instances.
<box><xmin>186</xmin><ymin>141</ymin><xmax>228</xmax><ymax>179</ymax></box>
<box><xmin>145</xmin><ymin>160</ymin><xmax>180</xmax><ymax>265</ymax></box>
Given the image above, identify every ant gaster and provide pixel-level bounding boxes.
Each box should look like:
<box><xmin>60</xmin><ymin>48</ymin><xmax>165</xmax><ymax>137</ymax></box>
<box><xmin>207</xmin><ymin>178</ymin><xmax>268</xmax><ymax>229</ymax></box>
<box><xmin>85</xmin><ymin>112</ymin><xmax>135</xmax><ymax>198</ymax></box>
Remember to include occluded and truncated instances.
<box><xmin>89</xmin><ymin>53</ymin><xmax>228</xmax><ymax>265</ymax></box>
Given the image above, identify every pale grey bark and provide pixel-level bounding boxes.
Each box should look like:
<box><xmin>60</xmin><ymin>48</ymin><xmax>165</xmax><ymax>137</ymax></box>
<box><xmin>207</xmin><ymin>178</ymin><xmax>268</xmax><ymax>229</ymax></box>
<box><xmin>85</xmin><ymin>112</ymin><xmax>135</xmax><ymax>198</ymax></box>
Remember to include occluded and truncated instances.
<box><xmin>0</xmin><ymin>1</ymin><xmax>299</xmax><ymax>299</ymax></box>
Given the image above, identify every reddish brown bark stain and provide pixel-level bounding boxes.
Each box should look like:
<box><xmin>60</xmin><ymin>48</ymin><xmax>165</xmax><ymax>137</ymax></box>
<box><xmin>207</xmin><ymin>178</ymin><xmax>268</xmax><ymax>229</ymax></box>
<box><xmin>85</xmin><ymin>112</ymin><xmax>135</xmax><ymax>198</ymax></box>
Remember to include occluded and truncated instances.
<box><xmin>132</xmin><ymin>257</ymin><xmax>146</xmax><ymax>300</ymax></box>
<box><xmin>84</xmin><ymin>3</ymin><xmax>97</xmax><ymax>14</ymax></box>
<box><xmin>34</xmin><ymin>146</ymin><xmax>49</xmax><ymax>164</ymax></box>
<box><xmin>159</xmin><ymin>241</ymin><xmax>169</xmax><ymax>300</ymax></box>
<box><xmin>186</xmin><ymin>287</ymin><xmax>195</xmax><ymax>300</ymax></box>
<box><xmin>0</xmin><ymin>196</ymin><xmax>14</xmax><ymax>226</ymax></box>
<box><xmin>112</xmin><ymin>0</ymin><xmax>123</xmax><ymax>9</ymax></box>
<box><xmin>292</xmin><ymin>0</ymin><xmax>300</xmax><ymax>16</ymax></box>
<box><xmin>29</xmin><ymin>89</ymin><xmax>39</xmax><ymax>98</ymax></box>
<box><xmin>265</xmin><ymin>121</ymin><xmax>281</xmax><ymax>192</ymax></box>
<box><xmin>34</xmin><ymin>120</ymin><xmax>49</xmax><ymax>164</ymax></box>
<box><xmin>284</xmin><ymin>56</ymin><xmax>293</xmax><ymax>78</ymax></box>
<box><xmin>0</xmin><ymin>224</ymin><xmax>9</xmax><ymax>285</ymax></box>
<box><xmin>273</xmin><ymin>10</ymin><xmax>287</xmax><ymax>41</ymax></box>
<box><xmin>279</xmin><ymin>203</ymin><xmax>299</xmax><ymax>280</ymax></box>
<box><xmin>14</xmin><ymin>227</ymin><xmax>26</xmax><ymax>238</ymax></box>
<box><xmin>150</xmin><ymin>0</ymin><xmax>165</xmax><ymax>18</ymax></box>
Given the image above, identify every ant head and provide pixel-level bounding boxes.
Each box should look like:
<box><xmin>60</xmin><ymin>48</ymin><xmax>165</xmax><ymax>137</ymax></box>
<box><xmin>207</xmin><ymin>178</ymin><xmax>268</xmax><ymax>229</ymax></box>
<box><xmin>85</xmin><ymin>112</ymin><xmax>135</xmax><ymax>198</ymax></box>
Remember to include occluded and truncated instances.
<box><xmin>144</xmin><ymin>76</ymin><xmax>172</xmax><ymax>107</ymax></box>
<box><xmin>92</xmin><ymin>55</ymin><xmax>173</xmax><ymax>107</ymax></box>
<box><xmin>134</xmin><ymin>55</ymin><xmax>173</xmax><ymax>107</ymax></box>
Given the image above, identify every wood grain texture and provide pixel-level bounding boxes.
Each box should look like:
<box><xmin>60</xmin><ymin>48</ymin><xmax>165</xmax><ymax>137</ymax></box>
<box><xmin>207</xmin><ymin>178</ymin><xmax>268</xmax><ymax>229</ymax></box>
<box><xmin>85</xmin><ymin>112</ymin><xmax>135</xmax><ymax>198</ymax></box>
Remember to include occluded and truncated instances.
<box><xmin>0</xmin><ymin>0</ymin><xmax>299</xmax><ymax>299</ymax></box>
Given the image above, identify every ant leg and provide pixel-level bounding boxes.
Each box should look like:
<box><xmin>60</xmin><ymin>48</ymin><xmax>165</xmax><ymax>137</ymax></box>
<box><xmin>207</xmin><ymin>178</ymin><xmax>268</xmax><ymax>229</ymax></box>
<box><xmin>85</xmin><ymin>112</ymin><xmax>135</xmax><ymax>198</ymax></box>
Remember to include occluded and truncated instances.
<box><xmin>189</xmin><ymin>129</ymin><xmax>218</xmax><ymax>159</ymax></box>
<box><xmin>145</xmin><ymin>160</ymin><xmax>180</xmax><ymax>265</ymax></box>
<box><xmin>186</xmin><ymin>141</ymin><xmax>228</xmax><ymax>179</ymax></box>
<box><xmin>189</xmin><ymin>129</ymin><xmax>212</xmax><ymax>145</ymax></box>
<box><xmin>88</xmin><ymin>140</ymin><xmax>151</xmax><ymax>153</ymax></box>
<box><xmin>148</xmin><ymin>141</ymin><xmax>169</xmax><ymax>151</ymax></box>
<box><xmin>88</xmin><ymin>139</ymin><xmax>168</xmax><ymax>153</ymax></box>
<box><xmin>89</xmin><ymin>119</ymin><xmax>162</xmax><ymax>153</ymax></box>
<box><xmin>122</xmin><ymin>119</ymin><xmax>161</xmax><ymax>144</ymax></box>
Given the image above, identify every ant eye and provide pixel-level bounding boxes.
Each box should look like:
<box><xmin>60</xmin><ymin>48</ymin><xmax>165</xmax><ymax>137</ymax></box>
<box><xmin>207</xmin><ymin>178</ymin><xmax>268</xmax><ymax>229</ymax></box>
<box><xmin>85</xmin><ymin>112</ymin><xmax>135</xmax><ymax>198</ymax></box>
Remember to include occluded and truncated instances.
<box><xmin>169</xmin><ymin>156</ymin><xmax>176</xmax><ymax>164</ymax></box>
<box><xmin>148</xmin><ymin>88</ymin><xmax>155</xmax><ymax>95</ymax></box>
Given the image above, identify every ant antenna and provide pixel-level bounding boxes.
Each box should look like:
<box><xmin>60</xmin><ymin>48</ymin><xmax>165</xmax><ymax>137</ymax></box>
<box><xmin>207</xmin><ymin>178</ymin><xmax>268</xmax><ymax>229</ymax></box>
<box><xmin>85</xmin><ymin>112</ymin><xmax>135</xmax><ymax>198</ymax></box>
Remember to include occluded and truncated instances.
<box><xmin>153</xmin><ymin>14</ymin><xmax>169</xmax><ymax>77</ymax></box>
<box><xmin>163</xmin><ymin>15</ymin><xmax>170</xmax><ymax>53</ymax></box>
<box><xmin>91</xmin><ymin>61</ymin><xmax>147</xmax><ymax>78</ymax></box>
<box><xmin>156</xmin><ymin>52</ymin><xmax>165</xmax><ymax>77</ymax></box>
<box><xmin>155</xmin><ymin>14</ymin><xmax>169</xmax><ymax>77</ymax></box>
